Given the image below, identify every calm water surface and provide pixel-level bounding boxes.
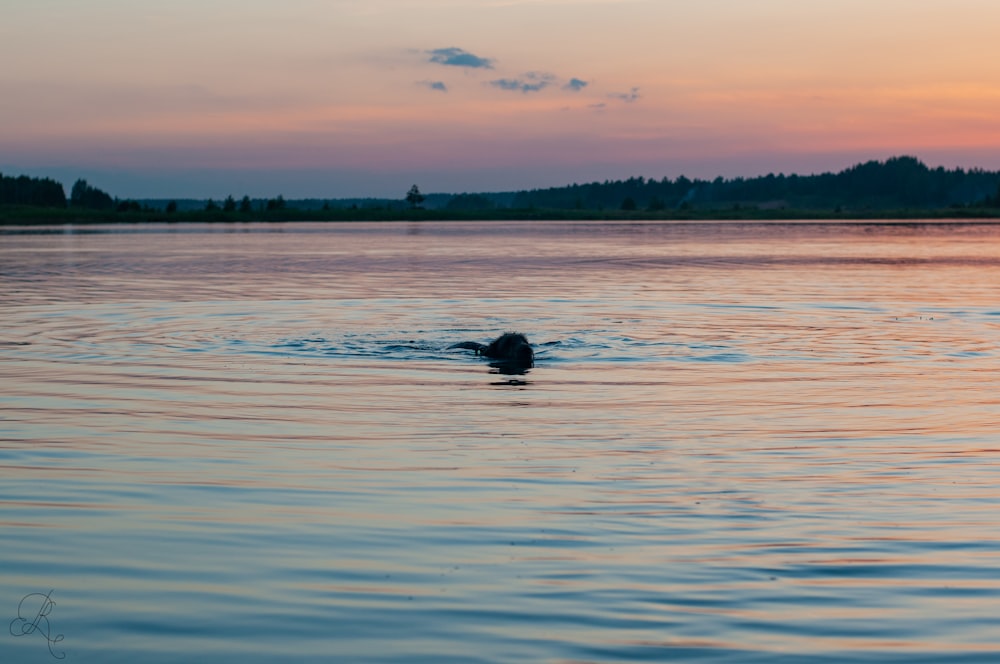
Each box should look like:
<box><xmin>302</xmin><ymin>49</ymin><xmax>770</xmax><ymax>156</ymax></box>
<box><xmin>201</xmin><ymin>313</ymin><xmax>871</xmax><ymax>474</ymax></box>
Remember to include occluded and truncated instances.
<box><xmin>2</xmin><ymin>220</ymin><xmax>1000</xmax><ymax>662</ymax></box>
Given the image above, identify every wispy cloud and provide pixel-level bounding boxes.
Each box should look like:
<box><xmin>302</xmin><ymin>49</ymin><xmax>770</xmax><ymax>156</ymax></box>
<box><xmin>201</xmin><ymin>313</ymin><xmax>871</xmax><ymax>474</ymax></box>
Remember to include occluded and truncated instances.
<box><xmin>564</xmin><ymin>78</ymin><xmax>588</xmax><ymax>92</ymax></box>
<box><xmin>609</xmin><ymin>87</ymin><xmax>641</xmax><ymax>103</ymax></box>
<box><xmin>490</xmin><ymin>72</ymin><xmax>555</xmax><ymax>93</ymax></box>
<box><xmin>419</xmin><ymin>80</ymin><xmax>448</xmax><ymax>92</ymax></box>
<box><xmin>427</xmin><ymin>47</ymin><xmax>494</xmax><ymax>69</ymax></box>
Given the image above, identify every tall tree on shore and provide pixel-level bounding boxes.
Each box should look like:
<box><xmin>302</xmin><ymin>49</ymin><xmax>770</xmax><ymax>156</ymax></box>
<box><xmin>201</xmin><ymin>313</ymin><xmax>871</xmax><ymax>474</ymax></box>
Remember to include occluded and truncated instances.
<box><xmin>406</xmin><ymin>185</ymin><xmax>425</xmax><ymax>209</ymax></box>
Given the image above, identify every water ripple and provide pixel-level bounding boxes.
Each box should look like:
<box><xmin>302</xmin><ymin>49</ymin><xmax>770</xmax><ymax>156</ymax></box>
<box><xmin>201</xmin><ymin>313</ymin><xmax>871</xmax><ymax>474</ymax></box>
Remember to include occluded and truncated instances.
<box><xmin>4</xmin><ymin>222</ymin><xmax>1000</xmax><ymax>662</ymax></box>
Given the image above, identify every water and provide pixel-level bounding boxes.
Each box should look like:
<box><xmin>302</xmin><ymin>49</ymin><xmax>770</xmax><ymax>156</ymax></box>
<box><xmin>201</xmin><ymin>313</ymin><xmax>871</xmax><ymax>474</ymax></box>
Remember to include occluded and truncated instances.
<box><xmin>2</xmin><ymin>220</ymin><xmax>1000</xmax><ymax>662</ymax></box>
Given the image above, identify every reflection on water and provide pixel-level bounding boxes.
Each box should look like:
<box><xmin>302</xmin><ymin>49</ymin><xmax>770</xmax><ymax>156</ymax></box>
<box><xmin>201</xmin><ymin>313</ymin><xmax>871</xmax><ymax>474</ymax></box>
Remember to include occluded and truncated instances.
<box><xmin>2</xmin><ymin>221</ymin><xmax>1000</xmax><ymax>662</ymax></box>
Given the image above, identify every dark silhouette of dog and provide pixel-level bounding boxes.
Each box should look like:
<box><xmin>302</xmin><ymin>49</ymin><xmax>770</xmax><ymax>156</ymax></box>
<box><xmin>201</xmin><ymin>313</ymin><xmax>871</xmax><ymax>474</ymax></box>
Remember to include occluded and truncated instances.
<box><xmin>450</xmin><ymin>332</ymin><xmax>534</xmax><ymax>367</ymax></box>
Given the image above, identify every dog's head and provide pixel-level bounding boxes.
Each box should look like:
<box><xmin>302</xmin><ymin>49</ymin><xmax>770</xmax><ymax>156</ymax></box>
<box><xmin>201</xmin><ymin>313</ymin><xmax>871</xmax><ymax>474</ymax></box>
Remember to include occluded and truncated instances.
<box><xmin>487</xmin><ymin>333</ymin><xmax>534</xmax><ymax>366</ymax></box>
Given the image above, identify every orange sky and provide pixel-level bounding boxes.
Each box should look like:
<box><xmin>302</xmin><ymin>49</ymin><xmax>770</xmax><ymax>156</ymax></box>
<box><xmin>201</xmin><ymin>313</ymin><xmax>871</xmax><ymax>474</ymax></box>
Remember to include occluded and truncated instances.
<box><xmin>3</xmin><ymin>0</ymin><xmax>1000</xmax><ymax>197</ymax></box>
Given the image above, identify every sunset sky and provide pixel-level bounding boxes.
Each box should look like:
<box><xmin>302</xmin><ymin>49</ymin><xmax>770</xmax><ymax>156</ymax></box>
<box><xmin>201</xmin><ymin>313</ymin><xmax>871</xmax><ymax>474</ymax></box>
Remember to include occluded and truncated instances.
<box><xmin>3</xmin><ymin>0</ymin><xmax>1000</xmax><ymax>198</ymax></box>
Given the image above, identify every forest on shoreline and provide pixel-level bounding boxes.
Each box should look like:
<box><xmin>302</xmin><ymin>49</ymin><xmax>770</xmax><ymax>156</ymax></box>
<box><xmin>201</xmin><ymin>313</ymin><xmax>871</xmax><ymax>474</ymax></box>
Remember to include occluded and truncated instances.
<box><xmin>4</xmin><ymin>156</ymin><xmax>1000</xmax><ymax>224</ymax></box>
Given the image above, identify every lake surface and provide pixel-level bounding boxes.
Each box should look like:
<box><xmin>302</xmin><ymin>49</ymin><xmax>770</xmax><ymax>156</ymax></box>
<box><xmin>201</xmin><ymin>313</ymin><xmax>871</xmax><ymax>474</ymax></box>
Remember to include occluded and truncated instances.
<box><xmin>3</xmin><ymin>220</ymin><xmax>1000</xmax><ymax>663</ymax></box>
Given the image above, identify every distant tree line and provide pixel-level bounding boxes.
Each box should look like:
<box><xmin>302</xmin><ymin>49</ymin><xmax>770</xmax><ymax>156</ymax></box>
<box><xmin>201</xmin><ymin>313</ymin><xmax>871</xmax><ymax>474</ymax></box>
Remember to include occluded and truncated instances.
<box><xmin>5</xmin><ymin>157</ymin><xmax>1000</xmax><ymax>220</ymax></box>
<box><xmin>445</xmin><ymin>193</ymin><xmax>495</xmax><ymax>211</ymax></box>
<box><xmin>0</xmin><ymin>173</ymin><xmax>67</xmax><ymax>207</ymax></box>
<box><xmin>201</xmin><ymin>194</ymin><xmax>287</xmax><ymax>213</ymax></box>
<box><xmin>509</xmin><ymin>156</ymin><xmax>1000</xmax><ymax>211</ymax></box>
<box><xmin>70</xmin><ymin>179</ymin><xmax>114</xmax><ymax>210</ymax></box>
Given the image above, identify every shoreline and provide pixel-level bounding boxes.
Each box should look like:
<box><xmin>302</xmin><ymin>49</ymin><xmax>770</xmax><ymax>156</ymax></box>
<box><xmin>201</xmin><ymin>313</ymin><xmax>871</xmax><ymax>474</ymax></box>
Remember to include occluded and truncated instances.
<box><xmin>3</xmin><ymin>205</ymin><xmax>1000</xmax><ymax>225</ymax></box>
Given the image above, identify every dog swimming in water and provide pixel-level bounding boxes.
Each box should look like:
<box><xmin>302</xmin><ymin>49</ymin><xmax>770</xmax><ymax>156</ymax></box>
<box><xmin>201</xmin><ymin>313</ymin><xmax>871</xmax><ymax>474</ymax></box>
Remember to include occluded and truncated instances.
<box><xmin>450</xmin><ymin>332</ymin><xmax>534</xmax><ymax>367</ymax></box>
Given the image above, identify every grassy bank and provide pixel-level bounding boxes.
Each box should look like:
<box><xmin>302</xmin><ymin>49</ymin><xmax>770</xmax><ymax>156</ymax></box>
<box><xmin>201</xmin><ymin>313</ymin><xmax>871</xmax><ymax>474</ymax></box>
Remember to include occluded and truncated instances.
<box><xmin>3</xmin><ymin>204</ymin><xmax>1000</xmax><ymax>225</ymax></box>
